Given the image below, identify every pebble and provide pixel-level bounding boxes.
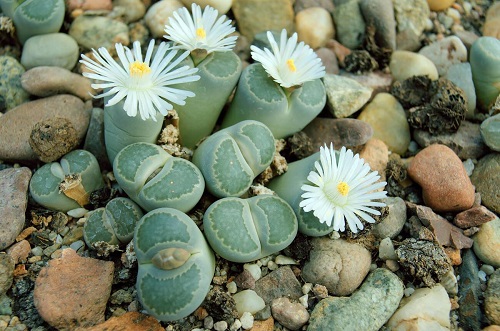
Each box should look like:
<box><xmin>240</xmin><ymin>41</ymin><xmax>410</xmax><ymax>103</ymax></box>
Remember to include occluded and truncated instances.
<box><xmin>408</xmin><ymin>144</ymin><xmax>475</xmax><ymax>212</ymax></box>
<box><xmin>315</xmin><ymin>47</ymin><xmax>340</xmax><ymax>74</ymax></box>
<box><xmin>112</xmin><ymin>0</ymin><xmax>146</xmax><ymax>23</ymax></box>
<box><xmin>454</xmin><ymin>205</ymin><xmax>498</xmax><ymax>229</ymax></box>
<box><xmin>390</xmin><ymin>50</ymin><xmax>439</xmax><ymax>82</ymax></box>
<box><xmin>308</xmin><ymin>268</ymin><xmax>404</xmax><ymax>330</ymax></box>
<box><xmin>82</xmin><ymin>311</ymin><xmax>163</xmax><ymax>331</ymax></box>
<box><xmin>458</xmin><ymin>249</ymin><xmax>482</xmax><ymax>331</ymax></box>
<box><xmin>33</xmin><ymin>248</ymin><xmax>114</xmax><ymax>330</ymax></box>
<box><xmin>419</xmin><ymin>36</ymin><xmax>467</xmax><ymax>76</ymax></box>
<box><xmin>392</xmin><ymin>0</ymin><xmax>430</xmax><ymax>51</ymax></box>
<box><xmin>239</xmin><ymin>311</ymin><xmax>253</xmax><ymax>330</ymax></box>
<box><xmin>427</xmin><ymin>0</ymin><xmax>454</xmax><ymax>11</ymax></box>
<box><xmin>20</xmin><ymin>33</ymin><xmax>79</xmax><ymax>70</ymax></box>
<box><xmin>0</xmin><ymin>254</ymin><xmax>14</xmax><ymax>295</ymax></box>
<box><xmin>445</xmin><ymin>63</ymin><xmax>477</xmax><ymax>118</ymax></box>
<box><xmin>379</xmin><ymin>237</ymin><xmax>398</xmax><ymax>261</ymax></box>
<box><xmin>302</xmin><ymin>238</ymin><xmax>371</xmax><ymax>296</ymax></box>
<box><xmin>372</xmin><ymin>196</ymin><xmax>407</xmax><ymax>239</ymax></box>
<box><xmin>145</xmin><ymin>0</ymin><xmax>184</xmax><ymax>38</ymax></box>
<box><xmin>303</xmin><ymin>117</ymin><xmax>373</xmax><ymax>151</ymax></box>
<box><xmin>297</xmin><ymin>8</ymin><xmax>334</xmax><ymax>50</ymax></box>
<box><xmin>271</xmin><ymin>297</ymin><xmax>309</xmax><ymax>330</ymax></box>
<box><xmin>243</xmin><ymin>263</ymin><xmax>262</xmax><ymax>281</ymax></box>
<box><xmin>69</xmin><ymin>15</ymin><xmax>129</xmax><ymax>50</ymax></box>
<box><xmin>5</xmin><ymin>240</ymin><xmax>30</xmax><ymax>264</ymax></box>
<box><xmin>357</xmin><ymin>92</ymin><xmax>411</xmax><ymax>155</ymax></box>
<box><xmin>0</xmin><ymin>94</ymin><xmax>91</xmax><ymax>162</ymax></box>
<box><xmin>323</xmin><ymin>74</ymin><xmax>373</xmax><ymax>118</ymax></box>
<box><xmin>386</xmin><ymin>284</ymin><xmax>451</xmax><ymax>330</ymax></box>
<box><xmin>0</xmin><ymin>56</ymin><xmax>30</xmax><ymax>112</ymax></box>
<box><xmin>481</xmin><ymin>113</ymin><xmax>500</xmax><ymax>151</ymax></box>
<box><xmin>21</xmin><ymin>66</ymin><xmax>93</xmax><ymax>101</ymax></box>
<box><xmin>470</xmin><ymin>153</ymin><xmax>500</xmax><ymax>214</ymax></box>
<box><xmin>232</xmin><ymin>0</ymin><xmax>294</xmax><ymax>41</ymax></box>
<box><xmin>483</xmin><ymin>2</ymin><xmax>500</xmax><ymax>38</ymax></box>
<box><xmin>340</xmin><ymin>71</ymin><xmax>393</xmax><ymax>96</ymax></box>
<box><xmin>232</xmin><ymin>290</ymin><xmax>265</xmax><ymax>317</ymax></box>
<box><xmin>254</xmin><ymin>266</ymin><xmax>302</xmax><ymax>306</ymax></box>
<box><xmin>359</xmin><ymin>0</ymin><xmax>396</xmax><ymax>50</ymax></box>
<box><xmin>234</xmin><ymin>269</ymin><xmax>255</xmax><ymax>290</ymax></box>
<box><xmin>214</xmin><ymin>320</ymin><xmax>228</xmax><ymax>331</ymax></box>
<box><xmin>332</xmin><ymin>0</ymin><xmax>365</xmax><ymax>49</ymax></box>
<box><xmin>413</xmin><ymin>121</ymin><xmax>488</xmax><ymax>160</ymax></box>
<box><xmin>294</xmin><ymin>0</ymin><xmax>334</xmax><ymax>14</ymax></box>
<box><xmin>473</xmin><ymin>217</ymin><xmax>500</xmax><ymax>268</ymax></box>
<box><xmin>0</xmin><ymin>167</ymin><xmax>31</xmax><ymax>251</ymax></box>
<box><xmin>485</xmin><ymin>269</ymin><xmax>500</xmax><ymax>325</ymax></box>
<box><xmin>359</xmin><ymin>138</ymin><xmax>388</xmax><ymax>179</ymax></box>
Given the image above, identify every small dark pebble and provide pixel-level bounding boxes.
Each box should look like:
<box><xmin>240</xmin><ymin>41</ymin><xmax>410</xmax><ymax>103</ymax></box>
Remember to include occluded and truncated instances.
<box><xmin>202</xmin><ymin>285</ymin><xmax>238</xmax><ymax>321</ymax></box>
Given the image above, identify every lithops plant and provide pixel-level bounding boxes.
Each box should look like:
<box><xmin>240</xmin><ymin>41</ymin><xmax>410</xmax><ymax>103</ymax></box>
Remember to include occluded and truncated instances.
<box><xmin>164</xmin><ymin>4</ymin><xmax>242</xmax><ymax>149</ymax></box>
<box><xmin>113</xmin><ymin>142</ymin><xmax>205</xmax><ymax>212</ymax></box>
<box><xmin>221</xmin><ymin>29</ymin><xmax>326</xmax><ymax>139</ymax></box>
<box><xmin>192</xmin><ymin>120</ymin><xmax>275</xmax><ymax>198</ymax></box>
<box><xmin>203</xmin><ymin>195</ymin><xmax>298</xmax><ymax>263</ymax></box>
<box><xmin>83</xmin><ymin>197</ymin><xmax>144</xmax><ymax>248</ymax></box>
<box><xmin>470</xmin><ymin>36</ymin><xmax>500</xmax><ymax>110</ymax></box>
<box><xmin>134</xmin><ymin>207</ymin><xmax>215</xmax><ymax>321</ymax></box>
<box><xmin>267</xmin><ymin>152</ymin><xmax>335</xmax><ymax>237</ymax></box>
<box><xmin>29</xmin><ymin>149</ymin><xmax>105</xmax><ymax>212</ymax></box>
<box><xmin>0</xmin><ymin>0</ymin><xmax>65</xmax><ymax>44</ymax></box>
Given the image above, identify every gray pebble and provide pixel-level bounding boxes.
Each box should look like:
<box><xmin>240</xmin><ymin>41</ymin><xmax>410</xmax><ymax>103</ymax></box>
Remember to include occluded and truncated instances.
<box><xmin>254</xmin><ymin>266</ymin><xmax>302</xmax><ymax>306</ymax></box>
<box><xmin>323</xmin><ymin>74</ymin><xmax>373</xmax><ymax>118</ymax></box>
<box><xmin>445</xmin><ymin>63</ymin><xmax>477</xmax><ymax>118</ymax></box>
<box><xmin>480</xmin><ymin>113</ymin><xmax>500</xmax><ymax>151</ymax></box>
<box><xmin>332</xmin><ymin>0</ymin><xmax>366</xmax><ymax>49</ymax></box>
<box><xmin>21</xmin><ymin>33</ymin><xmax>79</xmax><ymax>70</ymax></box>
<box><xmin>373</xmin><ymin>196</ymin><xmax>407</xmax><ymax>239</ymax></box>
<box><xmin>0</xmin><ymin>168</ymin><xmax>32</xmax><ymax>251</ymax></box>
<box><xmin>308</xmin><ymin>268</ymin><xmax>404</xmax><ymax>330</ymax></box>
<box><xmin>0</xmin><ymin>254</ymin><xmax>14</xmax><ymax>295</ymax></box>
<box><xmin>0</xmin><ymin>56</ymin><xmax>30</xmax><ymax>112</ymax></box>
<box><xmin>69</xmin><ymin>15</ymin><xmax>129</xmax><ymax>50</ymax></box>
<box><xmin>458</xmin><ymin>249</ymin><xmax>482</xmax><ymax>331</ymax></box>
<box><xmin>419</xmin><ymin>36</ymin><xmax>468</xmax><ymax>76</ymax></box>
<box><xmin>359</xmin><ymin>0</ymin><xmax>396</xmax><ymax>50</ymax></box>
<box><xmin>485</xmin><ymin>269</ymin><xmax>500</xmax><ymax>325</ymax></box>
<box><xmin>471</xmin><ymin>153</ymin><xmax>500</xmax><ymax>214</ymax></box>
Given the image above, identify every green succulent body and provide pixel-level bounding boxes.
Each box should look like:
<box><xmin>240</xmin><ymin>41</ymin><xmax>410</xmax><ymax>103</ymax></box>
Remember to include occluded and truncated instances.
<box><xmin>203</xmin><ymin>195</ymin><xmax>298</xmax><ymax>263</ymax></box>
<box><xmin>113</xmin><ymin>142</ymin><xmax>205</xmax><ymax>212</ymax></box>
<box><xmin>0</xmin><ymin>0</ymin><xmax>65</xmax><ymax>44</ymax></box>
<box><xmin>134</xmin><ymin>208</ymin><xmax>215</xmax><ymax>322</ymax></box>
<box><xmin>174</xmin><ymin>51</ymin><xmax>242</xmax><ymax>149</ymax></box>
<box><xmin>221</xmin><ymin>63</ymin><xmax>326</xmax><ymax>139</ymax></box>
<box><xmin>192</xmin><ymin>120</ymin><xmax>275</xmax><ymax>198</ymax></box>
<box><xmin>29</xmin><ymin>150</ymin><xmax>105</xmax><ymax>212</ymax></box>
<box><xmin>268</xmin><ymin>152</ymin><xmax>335</xmax><ymax>237</ymax></box>
<box><xmin>83</xmin><ymin>197</ymin><xmax>144</xmax><ymax>247</ymax></box>
<box><xmin>470</xmin><ymin>36</ymin><xmax>500</xmax><ymax>110</ymax></box>
<box><xmin>103</xmin><ymin>100</ymin><xmax>164</xmax><ymax>164</ymax></box>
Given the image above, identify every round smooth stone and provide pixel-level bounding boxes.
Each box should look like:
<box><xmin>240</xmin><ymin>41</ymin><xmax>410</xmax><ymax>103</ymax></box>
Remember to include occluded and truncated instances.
<box><xmin>480</xmin><ymin>113</ymin><xmax>500</xmax><ymax>151</ymax></box>
<box><xmin>69</xmin><ymin>15</ymin><xmax>129</xmax><ymax>50</ymax></box>
<box><xmin>145</xmin><ymin>0</ymin><xmax>184</xmax><ymax>38</ymax></box>
<box><xmin>390</xmin><ymin>50</ymin><xmax>439</xmax><ymax>82</ymax></box>
<box><xmin>20</xmin><ymin>33</ymin><xmax>79</xmax><ymax>70</ymax></box>
<box><xmin>0</xmin><ymin>56</ymin><xmax>30</xmax><ymax>112</ymax></box>
<box><xmin>427</xmin><ymin>0</ymin><xmax>454</xmax><ymax>11</ymax></box>
<box><xmin>296</xmin><ymin>7</ymin><xmax>335</xmax><ymax>49</ymax></box>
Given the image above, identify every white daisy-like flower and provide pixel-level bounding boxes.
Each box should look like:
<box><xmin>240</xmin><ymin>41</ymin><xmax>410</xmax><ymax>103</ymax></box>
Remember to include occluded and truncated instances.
<box><xmin>80</xmin><ymin>40</ymin><xmax>200</xmax><ymax>121</ymax></box>
<box><xmin>250</xmin><ymin>29</ymin><xmax>325</xmax><ymax>88</ymax></box>
<box><xmin>299</xmin><ymin>144</ymin><xmax>387</xmax><ymax>233</ymax></box>
<box><xmin>164</xmin><ymin>3</ymin><xmax>237</xmax><ymax>53</ymax></box>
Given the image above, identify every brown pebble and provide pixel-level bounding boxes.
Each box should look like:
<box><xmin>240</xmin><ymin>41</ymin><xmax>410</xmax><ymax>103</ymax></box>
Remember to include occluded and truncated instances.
<box><xmin>234</xmin><ymin>269</ymin><xmax>256</xmax><ymax>290</ymax></box>
<box><xmin>359</xmin><ymin>138</ymin><xmax>389</xmax><ymax>180</ymax></box>
<box><xmin>249</xmin><ymin>317</ymin><xmax>274</xmax><ymax>331</ymax></box>
<box><xmin>76</xmin><ymin>312</ymin><xmax>163</xmax><ymax>331</ymax></box>
<box><xmin>444</xmin><ymin>247</ymin><xmax>462</xmax><ymax>266</ymax></box>
<box><xmin>407</xmin><ymin>144</ymin><xmax>475</xmax><ymax>212</ymax></box>
<box><xmin>29</xmin><ymin>117</ymin><xmax>80</xmax><ymax>162</ymax></box>
<box><xmin>34</xmin><ymin>248</ymin><xmax>114</xmax><ymax>330</ymax></box>
<box><xmin>6</xmin><ymin>240</ymin><xmax>31</xmax><ymax>264</ymax></box>
<box><xmin>453</xmin><ymin>206</ymin><xmax>498</xmax><ymax>229</ymax></box>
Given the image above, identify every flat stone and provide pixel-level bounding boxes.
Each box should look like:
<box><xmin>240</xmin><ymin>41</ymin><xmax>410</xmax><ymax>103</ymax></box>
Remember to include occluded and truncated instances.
<box><xmin>254</xmin><ymin>266</ymin><xmax>302</xmax><ymax>306</ymax></box>
<box><xmin>271</xmin><ymin>297</ymin><xmax>309</xmax><ymax>330</ymax></box>
<box><xmin>69</xmin><ymin>15</ymin><xmax>129</xmax><ymax>50</ymax></box>
<box><xmin>485</xmin><ymin>269</ymin><xmax>500</xmax><ymax>325</ymax></box>
<box><xmin>0</xmin><ymin>94</ymin><xmax>90</xmax><ymax>162</ymax></box>
<box><xmin>21</xmin><ymin>33</ymin><xmax>80</xmax><ymax>70</ymax></box>
<box><xmin>473</xmin><ymin>217</ymin><xmax>500</xmax><ymax>268</ymax></box>
<box><xmin>413</xmin><ymin>121</ymin><xmax>488</xmax><ymax>160</ymax></box>
<box><xmin>471</xmin><ymin>153</ymin><xmax>500</xmax><ymax>214</ymax></box>
<box><xmin>323</xmin><ymin>74</ymin><xmax>373</xmax><ymax>118</ymax></box>
<box><xmin>302</xmin><ymin>238</ymin><xmax>371</xmax><ymax>296</ymax></box>
<box><xmin>372</xmin><ymin>196</ymin><xmax>407</xmax><ymax>239</ymax></box>
<box><xmin>0</xmin><ymin>167</ymin><xmax>31</xmax><ymax>251</ymax></box>
<box><xmin>481</xmin><ymin>113</ymin><xmax>500</xmax><ymax>151</ymax></box>
<box><xmin>407</xmin><ymin>144</ymin><xmax>475</xmax><ymax>213</ymax></box>
<box><xmin>458</xmin><ymin>249</ymin><xmax>482</xmax><ymax>331</ymax></box>
<box><xmin>308</xmin><ymin>268</ymin><xmax>404</xmax><ymax>331</ymax></box>
<box><xmin>0</xmin><ymin>55</ymin><xmax>30</xmax><ymax>112</ymax></box>
<box><xmin>454</xmin><ymin>206</ymin><xmax>498</xmax><ymax>229</ymax></box>
<box><xmin>34</xmin><ymin>248</ymin><xmax>114</xmax><ymax>330</ymax></box>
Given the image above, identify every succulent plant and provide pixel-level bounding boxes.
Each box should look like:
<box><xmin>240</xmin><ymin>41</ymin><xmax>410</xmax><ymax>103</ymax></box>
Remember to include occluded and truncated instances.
<box><xmin>203</xmin><ymin>194</ymin><xmax>298</xmax><ymax>263</ymax></box>
<box><xmin>192</xmin><ymin>120</ymin><xmax>275</xmax><ymax>198</ymax></box>
<box><xmin>29</xmin><ymin>149</ymin><xmax>106</xmax><ymax>212</ymax></box>
<box><xmin>174</xmin><ymin>51</ymin><xmax>242</xmax><ymax>149</ymax></box>
<box><xmin>221</xmin><ymin>64</ymin><xmax>326</xmax><ymax>139</ymax></box>
<box><xmin>0</xmin><ymin>0</ymin><xmax>65</xmax><ymax>44</ymax></box>
<box><xmin>83</xmin><ymin>197</ymin><xmax>144</xmax><ymax>248</ymax></box>
<box><xmin>470</xmin><ymin>36</ymin><xmax>500</xmax><ymax>110</ymax></box>
<box><xmin>134</xmin><ymin>207</ymin><xmax>215</xmax><ymax>321</ymax></box>
<box><xmin>267</xmin><ymin>152</ymin><xmax>335</xmax><ymax>237</ymax></box>
<box><xmin>113</xmin><ymin>142</ymin><xmax>205</xmax><ymax>212</ymax></box>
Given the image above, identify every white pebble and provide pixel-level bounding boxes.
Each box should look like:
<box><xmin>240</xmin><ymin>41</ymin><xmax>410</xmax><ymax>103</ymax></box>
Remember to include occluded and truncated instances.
<box><xmin>67</xmin><ymin>207</ymin><xmax>88</xmax><ymax>218</ymax></box>
<box><xmin>404</xmin><ymin>287</ymin><xmax>415</xmax><ymax>297</ymax></box>
<box><xmin>267</xmin><ymin>261</ymin><xmax>278</xmax><ymax>271</ymax></box>
<box><xmin>299</xmin><ymin>294</ymin><xmax>309</xmax><ymax>308</ymax></box>
<box><xmin>478</xmin><ymin>270</ymin><xmax>487</xmax><ymax>282</ymax></box>
<box><xmin>232</xmin><ymin>290</ymin><xmax>265</xmax><ymax>316</ymax></box>
<box><xmin>204</xmin><ymin>316</ymin><xmax>214</xmax><ymax>329</ymax></box>
<box><xmin>259</xmin><ymin>256</ymin><xmax>272</xmax><ymax>266</ymax></box>
<box><xmin>214</xmin><ymin>321</ymin><xmax>228</xmax><ymax>331</ymax></box>
<box><xmin>226</xmin><ymin>281</ymin><xmax>237</xmax><ymax>294</ymax></box>
<box><xmin>275</xmin><ymin>255</ymin><xmax>297</xmax><ymax>265</ymax></box>
<box><xmin>244</xmin><ymin>263</ymin><xmax>262</xmax><ymax>281</ymax></box>
<box><xmin>230</xmin><ymin>319</ymin><xmax>242</xmax><ymax>331</ymax></box>
<box><xmin>447</xmin><ymin>8</ymin><xmax>461</xmax><ymax>21</ymax></box>
<box><xmin>302</xmin><ymin>282</ymin><xmax>313</xmax><ymax>295</ymax></box>
<box><xmin>240</xmin><ymin>312</ymin><xmax>254</xmax><ymax>330</ymax></box>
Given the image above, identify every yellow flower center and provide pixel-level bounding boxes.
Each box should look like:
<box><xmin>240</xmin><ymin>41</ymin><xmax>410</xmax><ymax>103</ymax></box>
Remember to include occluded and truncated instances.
<box><xmin>286</xmin><ymin>59</ymin><xmax>296</xmax><ymax>72</ymax></box>
<box><xmin>196</xmin><ymin>27</ymin><xmax>206</xmax><ymax>40</ymax></box>
<box><xmin>129</xmin><ymin>61</ymin><xmax>151</xmax><ymax>77</ymax></box>
<box><xmin>337</xmin><ymin>182</ymin><xmax>350</xmax><ymax>196</ymax></box>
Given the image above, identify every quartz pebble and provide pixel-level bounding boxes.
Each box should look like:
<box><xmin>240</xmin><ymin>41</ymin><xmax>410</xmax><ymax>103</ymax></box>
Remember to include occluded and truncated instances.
<box><xmin>239</xmin><ymin>311</ymin><xmax>254</xmax><ymax>330</ymax></box>
<box><xmin>271</xmin><ymin>297</ymin><xmax>309</xmax><ymax>330</ymax></box>
<box><xmin>145</xmin><ymin>0</ymin><xmax>184</xmax><ymax>38</ymax></box>
<box><xmin>21</xmin><ymin>33</ymin><xmax>79</xmax><ymax>70</ymax></box>
<box><xmin>232</xmin><ymin>290</ymin><xmax>265</xmax><ymax>317</ymax></box>
<box><xmin>390</xmin><ymin>50</ymin><xmax>439</xmax><ymax>82</ymax></box>
<box><xmin>295</xmin><ymin>7</ymin><xmax>334</xmax><ymax>49</ymax></box>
